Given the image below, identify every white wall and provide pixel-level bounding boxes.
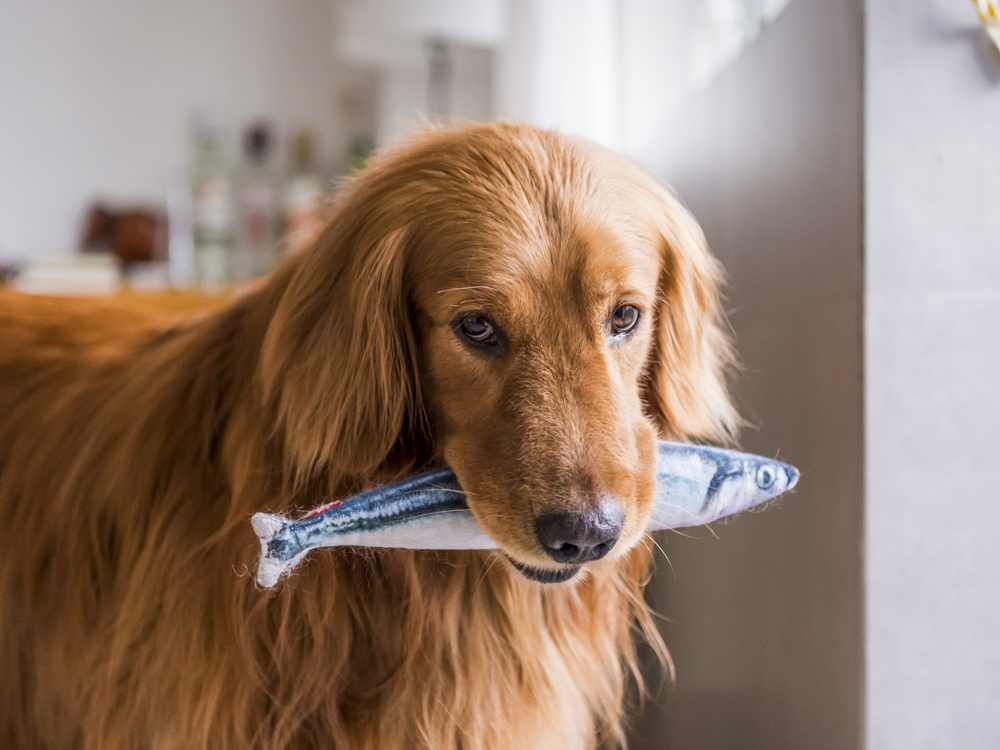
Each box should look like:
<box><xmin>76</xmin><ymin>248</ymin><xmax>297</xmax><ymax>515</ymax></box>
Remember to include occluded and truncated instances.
<box><xmin>495</xmin><ymin>0</ymin><xmax>622</xmax><ymax>150</ymax></box>
<box><xmin>865</xmin><ymin>0</ymin><xmax>1000</xmax><ymax>747</ymax></box>
<box><xmin>629</xmin><ymin>1</ymin><xmax>864</xmax><ymax>747</ymax></box>
<box><xmin>331</xmin><ymin>0</ymin><xmax>503</xmax><ymax>145</ymax></box>
<box><xmin>619</xmin><ymin>0</ymin><xmax>795</xmax><ymax>166</ymax></box>
<box><xmin>0</xmin><ymin>0</ymin><xmax>370</xmax><ymax>260</ymax></box>
<box><xmin>334</xmin><ymin>0</ymin><xmax>625</xmax><ymax>151</ymax></box>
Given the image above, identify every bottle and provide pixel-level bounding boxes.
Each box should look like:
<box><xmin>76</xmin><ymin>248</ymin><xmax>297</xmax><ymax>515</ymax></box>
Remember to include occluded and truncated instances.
<box><xmin>190</xmin><ymin>112</ymin><xmax>235</xmax><ymax>290</ymax></box>
<box><xmin>348</xmin><ymin>134</ymin><xmax>375</xmax><ymax>175</ymax></box>
<box><xmin>235</xmin><ymin>120</ymin><xmax>279</xmax><ymax>278</ymax></box>
<box><xmin>282</xmin><ymin>130</ymin><xmax>324</xmax><ymax>256</ymax></box>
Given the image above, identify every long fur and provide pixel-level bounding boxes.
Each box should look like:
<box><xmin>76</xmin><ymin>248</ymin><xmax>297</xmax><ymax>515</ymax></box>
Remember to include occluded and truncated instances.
<box><xmin>0</xmin><ymin>122</ymin><xmax>737</xmax><ymax>749</ymax></box>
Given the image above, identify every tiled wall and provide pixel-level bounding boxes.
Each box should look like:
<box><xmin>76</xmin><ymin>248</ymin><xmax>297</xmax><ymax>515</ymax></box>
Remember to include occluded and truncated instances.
<box><xmin>865</xmin><ymin>0</ymin><xmax>1000</xmax><ymax>747</ymax></box>
<box><xmin>630</xmin><ymin>0</ymin><xmax>865</xmax><ymax>747</ymax></box>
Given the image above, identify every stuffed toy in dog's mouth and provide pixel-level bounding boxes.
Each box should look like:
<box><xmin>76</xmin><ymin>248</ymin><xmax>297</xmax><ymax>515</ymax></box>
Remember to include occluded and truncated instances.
<box><xmin>250</xmin><ymin>441</ymin><xmax>799</xmax><ymax>588</ymax></box>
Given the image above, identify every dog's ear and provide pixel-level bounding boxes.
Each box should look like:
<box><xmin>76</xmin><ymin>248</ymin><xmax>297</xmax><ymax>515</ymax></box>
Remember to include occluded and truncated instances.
<box><xmin>259</xmin><ymin>213</ymin><xmax>426</xmax><ymax>482</ymax></box>
<box><xmin>640</xmin><ymin>183</ymin><xmax>740</xmax><ymax>445</ymax></box>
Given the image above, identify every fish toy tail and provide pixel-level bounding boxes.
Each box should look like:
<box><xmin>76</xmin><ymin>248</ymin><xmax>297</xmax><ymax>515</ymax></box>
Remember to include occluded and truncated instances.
<box><xmin>251</xmin><ymin>513</ymin><xmax>306</xmax><ymax>588</ymax></box>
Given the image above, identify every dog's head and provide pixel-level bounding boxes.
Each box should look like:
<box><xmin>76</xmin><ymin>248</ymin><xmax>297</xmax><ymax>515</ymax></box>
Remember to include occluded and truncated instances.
<box><xmin>261</xmin><ymin>122</ymin><xmax>736</xmax><ymax>583</ymax></box>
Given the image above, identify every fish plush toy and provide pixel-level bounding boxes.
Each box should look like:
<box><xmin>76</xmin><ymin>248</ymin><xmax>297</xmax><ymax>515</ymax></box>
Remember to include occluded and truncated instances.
<box><xmin>252</xmin><ymin>441</ymin><xmax>799</xmax><ymax>588</ymax></box>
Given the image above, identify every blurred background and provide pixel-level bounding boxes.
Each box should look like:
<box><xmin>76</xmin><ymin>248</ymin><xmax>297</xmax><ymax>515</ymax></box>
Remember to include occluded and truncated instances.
<box><xmin>1</xmin><ymin>0</ymin><xmax>998</xmax><ymax>747</ymax></box>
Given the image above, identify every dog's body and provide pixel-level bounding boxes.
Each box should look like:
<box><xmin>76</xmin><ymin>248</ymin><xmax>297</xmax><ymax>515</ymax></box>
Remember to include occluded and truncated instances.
<box><xmin>0</xmin><ymin>123</ymin><xmax>736</xmax><ymax>749</ymax></box>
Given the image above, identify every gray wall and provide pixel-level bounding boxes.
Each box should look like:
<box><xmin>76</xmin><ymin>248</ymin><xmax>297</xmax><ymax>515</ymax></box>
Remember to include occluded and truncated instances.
<box><xmin>865</xmin><ymin>1</ymin><xmax>1000</xmax><ymax>747</ymax></box>
<box><xmin>631</xmin><ymin>1</ymin><xmax>864</xmax><ymax>748</ymax></box>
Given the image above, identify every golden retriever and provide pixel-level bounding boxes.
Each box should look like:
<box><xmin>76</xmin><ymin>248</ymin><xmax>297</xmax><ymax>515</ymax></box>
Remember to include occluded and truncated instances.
<box><xmin>0</xmin><ymin>121</ymin><xmax>737</xmax><ymax>749</ymax></box>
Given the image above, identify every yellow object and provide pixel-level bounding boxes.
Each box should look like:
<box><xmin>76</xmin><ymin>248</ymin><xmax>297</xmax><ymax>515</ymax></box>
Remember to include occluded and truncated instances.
<box><xmin>973</xmin><ymin>0</ymin><xmax>1000</xmax><ymax>51</ymax></box>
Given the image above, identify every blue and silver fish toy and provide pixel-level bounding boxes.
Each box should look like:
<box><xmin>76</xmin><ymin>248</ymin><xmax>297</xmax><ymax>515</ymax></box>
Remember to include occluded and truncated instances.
<box><xmin>251</xmin><ymin>441</ymin><xmax>799</xmax><ymax>588</ymax></box>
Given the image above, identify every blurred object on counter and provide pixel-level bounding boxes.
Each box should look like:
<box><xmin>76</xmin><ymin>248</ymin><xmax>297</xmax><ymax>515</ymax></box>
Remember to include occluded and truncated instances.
<box><xmin>282</xmin><ymin>129</ymin><xmax>325</xmax><ymax>256</ymax></box>
<box><xmin>13</xmin><ymin>254</ymin><xmax>121</xmax><ymax>296</ymax></box>
<box><xmin>81</xmin><ymin>204</ymin><xmax>168</xmax><ymax>264</ymax></box>
<box><xmin>348</xmin><ymin>135</ymin><xmax>375</xmax><ymax>175</ymax></box>
<box><xmin>167</xmin><ymin>186</ymin><xmax>196</xmax><ymax>288</ymax></box>
<box><xmin>236</xmin><ymin>120</ymin><xmax>279</xmax><ymax>278</ymax></box>
<box><xmin>0</xmin><ymin>257</ymin><xmax>20</xmax><ymax>286</ymax></box>
<box><xmin>123</xmin><ymin>261</ymin><xmax>172</xmax><ymax>291</ymax></box>
<box><xmin>338</xmin><ymin>76</ymin><xmax>378</xmax><ymax>176</ymax></box>
<box><xmin>428</xmin><ymin>38</ymin><xmax>453</xmax><ymax>117</ymax></box>
<box><xmin>191</xmin><ymin>110</ymin><xmax>235</xmax><ymax>290</ymax></box>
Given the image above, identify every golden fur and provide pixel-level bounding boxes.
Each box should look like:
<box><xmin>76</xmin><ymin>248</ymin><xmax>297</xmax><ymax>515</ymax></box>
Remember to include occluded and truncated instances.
<box><xmin>0</xmin><ymin>122</ymin><xmax>737</xmax><ymax>749</ymax></box>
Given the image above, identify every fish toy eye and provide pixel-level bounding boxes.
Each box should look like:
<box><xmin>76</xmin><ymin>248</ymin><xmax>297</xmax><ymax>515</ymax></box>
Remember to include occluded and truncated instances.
<box><xmin>756</xmin><ymin>465</ymin><xmax>777</xmax><ymax>490</ymax></box>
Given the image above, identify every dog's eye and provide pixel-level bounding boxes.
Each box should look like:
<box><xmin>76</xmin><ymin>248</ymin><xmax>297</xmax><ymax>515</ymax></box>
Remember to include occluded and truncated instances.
<box><xmin>458</xmin><ymin>316</ymin><xmax>498</xmax><ymax>345</ymax></box>
<box><xmin>610</xmin><ymin>305</ymin><xmax>640</xmax><ymax>337</ymax></box>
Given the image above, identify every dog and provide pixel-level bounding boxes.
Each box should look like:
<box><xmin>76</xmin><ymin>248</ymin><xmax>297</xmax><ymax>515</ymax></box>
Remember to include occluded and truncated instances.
<box><xmin>0</xmin><ymin>121</ymin><xmax>737</xmax><ymax>749</ymax></box>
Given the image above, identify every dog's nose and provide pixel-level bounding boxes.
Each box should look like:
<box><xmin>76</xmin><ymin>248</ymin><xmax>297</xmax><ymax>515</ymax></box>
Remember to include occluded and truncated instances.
<box><xmin>535</xmin><ymin>505</ymin><xmax>624</xmax><ymax>564</ymax></box>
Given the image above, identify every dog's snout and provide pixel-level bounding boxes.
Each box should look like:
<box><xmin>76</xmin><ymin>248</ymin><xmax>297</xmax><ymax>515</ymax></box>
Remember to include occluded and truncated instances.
<box><xmin>535</xmin><ymin>505</ymin><xmax>624</xmax><ymax>565</ymax></box>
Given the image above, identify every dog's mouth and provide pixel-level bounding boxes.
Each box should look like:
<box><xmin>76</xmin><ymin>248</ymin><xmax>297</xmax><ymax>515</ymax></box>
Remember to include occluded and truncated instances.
<box><xmin>505</xmin><ymin>556</ymin><xmax>580</xmax><ymax>584</ymax></box>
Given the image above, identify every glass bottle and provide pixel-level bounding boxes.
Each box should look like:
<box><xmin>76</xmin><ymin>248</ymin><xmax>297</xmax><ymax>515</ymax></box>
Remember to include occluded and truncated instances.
<box><xmin>282</xmin><ymin>130</ymin><xmax>324</xmax><ymax>256</ymax></box>
<box><xmin>235</xmin><ymin>121</ymin><xmax>279</xmax><ymax>278</ymax></box>
<box><xmin>191</xmin><ymin>112</ymin><xmax>235</xmax><ymax>290</ymax></box>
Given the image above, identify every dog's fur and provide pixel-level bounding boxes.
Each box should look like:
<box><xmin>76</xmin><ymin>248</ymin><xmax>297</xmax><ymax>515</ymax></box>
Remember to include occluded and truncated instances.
<box><xmin>0</xmin><ymin>122</ymin><xmax>737</xmax><ymax>750</ymax></box>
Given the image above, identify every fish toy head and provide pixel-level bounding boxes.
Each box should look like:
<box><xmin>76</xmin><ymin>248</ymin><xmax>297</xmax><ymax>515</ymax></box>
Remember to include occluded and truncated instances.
<box><xmin>649</xmin><ymin>445</ymin><xmax>799</xmax><ymax>530</ymax></box>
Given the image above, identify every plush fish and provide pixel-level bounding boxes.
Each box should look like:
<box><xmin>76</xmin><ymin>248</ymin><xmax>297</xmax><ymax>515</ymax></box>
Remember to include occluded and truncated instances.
<box><xmin>251</xmin><ymin>441</ymin><xmax>799</xmax><ymax>588</ymax></box>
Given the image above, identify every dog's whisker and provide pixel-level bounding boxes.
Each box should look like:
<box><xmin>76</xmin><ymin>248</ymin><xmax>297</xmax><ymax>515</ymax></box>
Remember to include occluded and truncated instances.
<box><xmin>648</xmin><ymin>535</ymin><xmax>676</xmax><ymax>581</ymax></box>
<box><xmin>436</xmin><ymin>285</ymin><xmax>498</xmax><ymax>294</ymax></box>
<box><xmin>474</xmin><ymin>552</ymin><xmax>503</xmax><ymax>596</ymax></box>
<box><xmin>664</xmin><ymin>527</ymin><xmax>697</xmax><ymax>538</ymax></box>
<box><xmin>406</xmin><ymin>508</ymin><xmax>469</xmax><ymax>518</ymax></box>
<box><xmin>649</xmin><ymin>500</ymin><xmax>721</xmax><ymax>539</ymax></box>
